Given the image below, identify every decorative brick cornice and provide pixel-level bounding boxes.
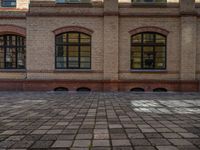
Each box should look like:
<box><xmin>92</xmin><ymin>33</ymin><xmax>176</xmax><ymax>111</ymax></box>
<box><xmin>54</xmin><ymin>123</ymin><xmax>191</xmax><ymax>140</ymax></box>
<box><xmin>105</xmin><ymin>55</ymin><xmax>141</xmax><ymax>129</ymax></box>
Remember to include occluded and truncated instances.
<box><xmin>53</xmin><ymin>26</ymin><xmax>94</xmax><ymax>35</ymax></box>
<box><xmin>129</xmin><ymin>26</ymin><xmax>169</xmax><ymax>36</ymax></box>
<box><xmin>0</xmin><ymin>24</ymin><xmax>26</xmax><ymax>36</ymax></box>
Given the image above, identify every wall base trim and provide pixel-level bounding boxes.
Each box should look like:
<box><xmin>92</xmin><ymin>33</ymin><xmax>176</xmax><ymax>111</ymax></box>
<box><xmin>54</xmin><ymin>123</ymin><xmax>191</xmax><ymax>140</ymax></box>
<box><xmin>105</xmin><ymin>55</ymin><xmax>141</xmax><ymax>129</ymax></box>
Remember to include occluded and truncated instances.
<box><xmin>0</xmin><ymin>79</ymin><xmax>198</xmax><ymax>92</ymax></box>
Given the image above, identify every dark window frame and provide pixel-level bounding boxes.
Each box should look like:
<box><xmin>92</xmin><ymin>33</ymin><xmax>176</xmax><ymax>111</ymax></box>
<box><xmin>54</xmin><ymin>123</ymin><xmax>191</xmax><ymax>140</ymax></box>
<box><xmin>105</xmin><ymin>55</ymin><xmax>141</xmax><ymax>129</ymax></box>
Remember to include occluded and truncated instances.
<box><xmin>0</xmin><ymin>34</ymin><xmax>26</xmax><ymax>69</ymax></box>
<box><xmin>130</xmin><ymin>32</ymin><xmax>167</xmax><ymax>70</ymax></box>
<box><xmin>1</xmin><ymin>0</ymin><xmax>16</xmax><ymax>7</ymax></box>
<box><xmin>55</xmin><ymin>31</ymin><xmax>91</xmax><ymax>70</ymax></box>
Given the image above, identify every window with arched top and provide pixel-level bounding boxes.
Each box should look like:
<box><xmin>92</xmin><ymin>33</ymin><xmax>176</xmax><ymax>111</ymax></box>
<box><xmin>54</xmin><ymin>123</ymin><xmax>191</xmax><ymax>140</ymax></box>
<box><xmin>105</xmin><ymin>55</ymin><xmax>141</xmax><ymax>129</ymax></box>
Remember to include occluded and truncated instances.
<box><xmin>131</xmin><ymin>32</ymin><xmax>166</xmax><ymax>70</ymax></box>
<box><xmin>0</xmin><ymin>34</ymin><xmax>26</xmax><ymax>69</ymax></box>
<box><xmin>55</xmin><ymin>32</ymin><xmax>91</xmax><ymax>69</ymax></box>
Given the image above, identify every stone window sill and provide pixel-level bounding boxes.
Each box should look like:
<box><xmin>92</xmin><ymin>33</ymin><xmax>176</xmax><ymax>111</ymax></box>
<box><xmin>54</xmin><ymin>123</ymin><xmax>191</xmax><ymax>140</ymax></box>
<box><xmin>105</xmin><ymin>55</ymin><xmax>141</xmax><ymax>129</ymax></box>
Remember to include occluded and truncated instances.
<box><xmin>131</xmin><ymin>2</ymin><xmax>167</xmax><ymax>7</ymax></box>
<box><xmin>54</xmin><ymin>69</ymin><xmax>92</xmax><ymax>73</ymax></box>
<box><xmin>0</xmin><ymin>69</ymin><xmax>26</xmax><ymax>73</ymax></box>
<box><xmin>130</xmin><ymin>69</ymin><xmax>167</xmax><ymax>73</ymax></box>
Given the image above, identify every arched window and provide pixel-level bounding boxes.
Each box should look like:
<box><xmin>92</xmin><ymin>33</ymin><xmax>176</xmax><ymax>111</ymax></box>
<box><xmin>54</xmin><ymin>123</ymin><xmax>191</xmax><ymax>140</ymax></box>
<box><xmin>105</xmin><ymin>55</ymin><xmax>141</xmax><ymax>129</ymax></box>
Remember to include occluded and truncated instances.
<box><xmin>0</xmin><ymin>34</ymin><xmax>25</xmax><ymax>69</ymax></box>
<box><xmin>131</xmin><ymin>32</ymin><xmax>166</xmax><ymax>70</ymax></box>
<box><xmin>55</xmin><ymin>32</ymin><xmax>91</xmax><ymax>69</ymax></box>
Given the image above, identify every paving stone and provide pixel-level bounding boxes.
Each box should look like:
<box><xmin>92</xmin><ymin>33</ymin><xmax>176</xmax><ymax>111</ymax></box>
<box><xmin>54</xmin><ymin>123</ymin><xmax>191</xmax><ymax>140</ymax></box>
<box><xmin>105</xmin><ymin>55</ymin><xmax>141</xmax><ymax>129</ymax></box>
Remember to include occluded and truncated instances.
<box><xmin>5</xmin><ymin>136</ymin><xmax>24</xmax><ymax>141</ymax></box>
<box><xmin>149</xmin><ymin>138</ymin><xmax>171</xmax><ymax>146</ymax></box>
<box><xmin>131</xmin><ymin>139</ymin><xmax>151</xmax><ymax>146</ymax></box>
<box><xmin>93</xmin><ymin>140</ymin><xmax>110</xmax><ymax>147</ymax></box>
<box><xmin>52</xmin><ymin>140</ymin><xmax>72</xmax><ymax>148</ymax></box>
<box><xmin>179</xmin><ymin>132</ymin><xmax>199</xmax><ymax>138</ymax></box>
<box><xmin>30</xmin><ymin>140</ymin><xmax>54</xmax><ymax>148</ymax></box>
<box><xmin>134</xmin><ymin>146</ymin><xmax>157</xmax><ymax>150</ymax></box>
<box><xmin>1</xmin><ymin>130</ymin><xmax>17</xmax><ymax>135</ymax></box>
<box><xmin>11</xmin><ymin>140</ymin><xmax>34</xmax><ymax>148</ymax></box>
<box><xmin>94</xmin><ymin>134</ymin><xmax>109</xmax><ymax>139</ymax></box>
<box><xmin>31</xmin><ymin>130</ymin><xmax>47</xmax><ymax>135</ymax></box>
<box><xmin>144</xmin><ymin>133</ymin><xmax>162</xmax><ymax>138</ymax></box>
<box><xmin>177</xmin><ymin>145</ymin><xmax>200</xmax><ymax>150</ymax></box>
<box><xmin>112</xmin><ymin>140</ymin><xmax>131</xmax><ymax>146</ymax></box>
<box><xmin>0</xmin><ymin>141</ymin><xmax>16</xmax><ymax>148</ymax></box>
<box><xmin>109</xmin><ymin>124</ymin><xmax>122</xmax><ymax>129</ymax></box>
<box><xmin>112</xmin><ymin>147</ymin><xmax>133</xmax><ymax>150</ymax></box>
<box><xmin>92</xmin><ymin>147</ymin><xmax>111</xmax><ymax>150</ymax></box>
<box><xmin>169</xmin><ymin>139</ymin><xmax>193</xmax><ymax>146</ymax></box>
<box><xmin>156</xmin><ymin>146</ymin><xmax>179</xmax><ymax>150</ymax></box>
<box><xmin>23</xmin><ymin>135</ymin><xmax>42</xmax><ymax>141</ymax></box>
<box><xmin>76</xmin><ymin>134</ymin><xmax>93</xmax><ymax>139</ymax></box>
<box><xmin>110</xmin><ymin>133</ymin><xmax>127</xmax><ymax>139</ymax></box>
<box><xmin>128</xmin><ymin>133</ymin><xmax>145</xmax><ymax>139</ymax></box>
<box><xmin>47</xmin><ymin>130</ymin><xmax>62</xmax><ymax>134</ymax></box>
<box><xmin>161</xmin><ymin>133</ymin><xmax>181</xmax><ymax>139</ymax></box>
<box><xmin>73</xmin><ymin>140</ymin><xmax>91</xmax><ymax>147</ymax></box>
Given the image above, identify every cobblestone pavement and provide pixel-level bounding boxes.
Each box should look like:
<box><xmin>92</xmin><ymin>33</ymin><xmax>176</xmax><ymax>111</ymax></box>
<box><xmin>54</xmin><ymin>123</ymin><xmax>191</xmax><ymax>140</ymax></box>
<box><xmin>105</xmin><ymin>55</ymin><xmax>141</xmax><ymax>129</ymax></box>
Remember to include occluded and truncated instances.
<box><xmin>0</xmin><ymin>92</ymin><xmax>200</xmax><ymax>150</ymax></box>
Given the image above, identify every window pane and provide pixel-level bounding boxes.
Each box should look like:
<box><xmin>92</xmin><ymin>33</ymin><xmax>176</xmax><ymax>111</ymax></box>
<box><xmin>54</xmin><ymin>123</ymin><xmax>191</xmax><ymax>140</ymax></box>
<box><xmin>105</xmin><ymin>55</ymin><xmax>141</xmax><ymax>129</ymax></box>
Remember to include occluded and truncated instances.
<box><xmin>132</xmin><ymin>63</ymin><xmax>141</xmax><ymax>69</ymax></box>
<box><xmin>80</xmin><ymin>46</ymin><xmax>90</xmax><ymax>52</ymax></box>
<box><xmin>132</xmin><ymin>34</ymin><xmax>142</xmax><ymax>44</ymax></box>
<box><xmin>6</xmin><ymin>48</ymin><xmax>16</xmax><ymax>68</ymax></box>
<box><xmin>56</xmin><ymin>34</ymin><xmax>67</xmax><ymax>44</ymax></box>
<box><xmin>80</xmin><ymin>51</ymin><xmax>90</xmax><ymax>57</ymax></box>
<box><xmin>80</xmin><ymin>62</ymin><xmax>90</xmax><ymax>69</ymax></box>
<box><xmin>68</xmin><ymin>46</ymin><xmax>79</xmax><ymax>57</ymax></box>
<box><xmin>0</xmin><ymin>47</ymin><xmax>4</xmax><ymax>69</ymax></box>
<box><xmin>2</xmin><ymin>0</ymin><xmax>16</xmax><ymax>7</ymax></box>
<box><xmin>80</xmin><ymin>57</ymin><xmax>90</xmax><ymax>62</ymax></box>
<box><xmin>156</xmin><ymin>34</ymin><xmax>166</xmax><ymax>44</ymax></box>
<box><xmin>68</xmin><ymin>33</ymin><xmax>79</xmax><ymax>43</ymax></box>
<box><xmin>155</xmin><ymin>46</ymin><xmax>165</xmax><ymax>52</ymax></box>
<box><xmin>131</xmin><ymin>46</ymin><xmax>141</xmax><ymax>52</ymax></box>
<box><xmin>143</xmin><ymin>46</ymin><xmax>154</xmax><ymax>69</ymax></box>
<box><xmin>57</xmin><ymin>62</ymin><xmax>66</xmax><ymax>68</ymax></box>
<box><xmin>155</xmin><ymin>58</ymin><xmax>165</xmax><ymax>68</ymax></box>
<box><xmin>17</xmin><ymin>48</ymin><xmax>25</xmax><ymax>69</ymax></box>
<box><xmin>143</xmin><ymin>33</ymin><xmax>154</xmax><ymax>44</ymax></box>
<box><xmin>0</xmin><ymin>36</ymin><xmax>4</xmax><ymax>46</ymax></box>
<box><xmin>68</xmin><ymin>62</ymin><xmax>79</xmax><ymax>68</ymax></box>
<box><xmin>80</xmin><ymin>33</ymin><xmax>91</xmax><ymax>43</ymax></box>
<box><xmin>131</xmin><ymin>46</ymin><xmax>142</xmax><ymax>69</ymax></box>
<box><xmin>56</xmin><ymin>46</ymin><xmax>67</xmax><ymax>57</ymax></box>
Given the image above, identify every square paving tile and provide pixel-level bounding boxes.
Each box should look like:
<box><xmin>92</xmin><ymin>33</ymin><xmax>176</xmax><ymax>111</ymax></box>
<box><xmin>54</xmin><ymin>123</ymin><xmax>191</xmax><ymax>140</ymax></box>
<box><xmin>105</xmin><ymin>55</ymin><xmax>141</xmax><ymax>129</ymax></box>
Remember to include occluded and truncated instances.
<box><xmin>0</xmin><ymin>92</ymin><xmax>200</xmax><ymax>149</ymax></box>
<box><xmin>52</xmin><ymin>140</ymin><xmax>72</xmax><ymax>148</ymax></box>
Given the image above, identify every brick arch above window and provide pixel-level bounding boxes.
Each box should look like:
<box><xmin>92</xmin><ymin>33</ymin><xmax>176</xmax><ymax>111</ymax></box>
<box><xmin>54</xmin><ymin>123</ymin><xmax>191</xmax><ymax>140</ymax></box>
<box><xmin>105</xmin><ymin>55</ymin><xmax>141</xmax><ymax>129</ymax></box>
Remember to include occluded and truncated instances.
<box><xmin>53</xmin><ymin>26</ymin><xmax>94</xmax><ymax>35</ymax></box>
<box><xmin>129</xmin><ymin>26</ymin><xmax>169</xmax><ymax>36</ymax></box>
<box><xmin>0</xmin><ymin>24</ymin><xmax>26</xmax><ymax>36</ymax></box>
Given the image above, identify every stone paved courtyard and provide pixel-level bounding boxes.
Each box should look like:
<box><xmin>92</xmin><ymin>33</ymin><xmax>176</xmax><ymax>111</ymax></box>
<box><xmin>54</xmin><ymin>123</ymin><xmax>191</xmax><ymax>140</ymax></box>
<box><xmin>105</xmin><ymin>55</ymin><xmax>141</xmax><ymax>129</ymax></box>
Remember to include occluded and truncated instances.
<box><xmin>0</xmin><ymin>92</ymin><xmax>200</xmax><ymax>150</ymax></box>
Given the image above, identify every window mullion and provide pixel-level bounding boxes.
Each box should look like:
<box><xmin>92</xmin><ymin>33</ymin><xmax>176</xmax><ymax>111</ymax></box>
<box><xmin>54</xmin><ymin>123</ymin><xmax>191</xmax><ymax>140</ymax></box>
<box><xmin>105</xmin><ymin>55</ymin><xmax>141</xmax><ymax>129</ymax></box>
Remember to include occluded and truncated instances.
<box><xmin>78</xmin><ymin>33</ymin><xmax>81</xmax><ymax>69</ymax></box>
<box><xmin>4</xmin><ymin>35</ymin><xmax>6</xmax><ymax>69</ymax></box>
<box><xmin>141</xmin><ymin>33</ymin><xmax>144</xmax><ymax>69</ymax></box>
<box><xmin>15</xmin><ymin>35</ymin><xmax>18</xmax><ymax>69</ymax></box>
<box><xmin>66</xmin><ymin>33</ymin><xmax>69</xmax><ymax>69</ymax></box>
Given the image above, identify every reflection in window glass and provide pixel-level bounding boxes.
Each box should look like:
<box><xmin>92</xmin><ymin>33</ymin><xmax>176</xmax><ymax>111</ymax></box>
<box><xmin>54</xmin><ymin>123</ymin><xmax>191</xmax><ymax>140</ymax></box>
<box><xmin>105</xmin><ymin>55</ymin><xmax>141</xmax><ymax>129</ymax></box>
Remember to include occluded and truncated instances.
<box><xmin>131</xmin><ymin>32</ymin><xmax>166</xmax><ymax>70</ymax></box>
<box><xmin>1</xmin><ymin>0</ymin><xmax>16</xmax><ymax>7</ymax></box>
<box><xmin>55</xmin><ymin>32</ymin><xmax>91</xmax><ymax>69</ymax></box>
<box><xmin>0</xmin><ymin>35</ymin><xmax>26</xmax><ymax>69</ymax></box>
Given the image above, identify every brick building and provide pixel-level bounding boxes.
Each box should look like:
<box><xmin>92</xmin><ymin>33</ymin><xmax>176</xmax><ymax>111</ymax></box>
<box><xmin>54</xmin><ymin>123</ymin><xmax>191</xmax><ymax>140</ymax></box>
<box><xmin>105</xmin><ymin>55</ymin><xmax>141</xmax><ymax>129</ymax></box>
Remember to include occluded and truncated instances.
<box><xmin>0</xmin><ymin>0</ymin><xmax>199</xmax><ymax>92</ymax></box>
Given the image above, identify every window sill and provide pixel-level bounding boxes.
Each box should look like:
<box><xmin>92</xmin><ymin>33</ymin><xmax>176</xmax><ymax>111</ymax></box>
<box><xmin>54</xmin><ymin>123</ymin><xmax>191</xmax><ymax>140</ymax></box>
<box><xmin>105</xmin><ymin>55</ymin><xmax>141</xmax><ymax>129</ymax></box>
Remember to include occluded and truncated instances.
<box><xmin>0</xmin><ymin>69</ymin><xmax>26</xmax><ymax>73</ymax></box>
<box><xmin>132</xmin><ymin>2</ymin><xmax>167</xmax><ymax>7</ymax></box>
<box><xmin>55</xmin><ymin>3</ymin><xmax>92</xmax><ymax>7</ymax></box>
<box><xmin>130</xmin><ymin>69</ymin><xmax>167</xmax><ymax>73</ymax></box>
<box><xmin>54</xmin><ymin>69</ymin><xmax>92</xmax><ymax>73</ymax></box>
